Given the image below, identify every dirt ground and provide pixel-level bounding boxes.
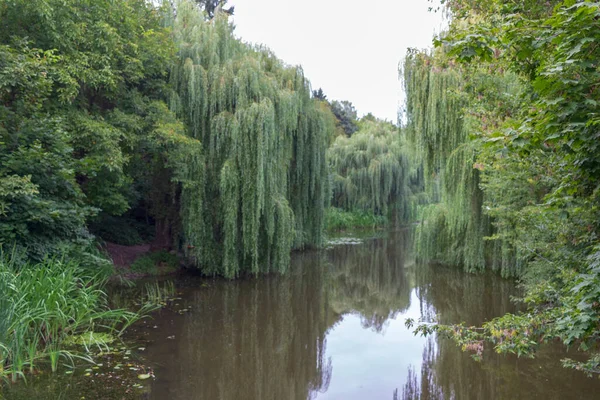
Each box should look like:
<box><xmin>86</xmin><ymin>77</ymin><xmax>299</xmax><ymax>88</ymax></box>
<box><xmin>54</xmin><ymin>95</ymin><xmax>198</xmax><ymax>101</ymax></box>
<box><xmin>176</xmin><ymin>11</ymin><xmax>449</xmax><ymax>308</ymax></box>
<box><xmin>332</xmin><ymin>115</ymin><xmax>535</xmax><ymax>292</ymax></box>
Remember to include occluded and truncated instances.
<box><xmin>104</xmin><ymin>242</ymin><xmax>151</xmax><ymax>268</ymax></box>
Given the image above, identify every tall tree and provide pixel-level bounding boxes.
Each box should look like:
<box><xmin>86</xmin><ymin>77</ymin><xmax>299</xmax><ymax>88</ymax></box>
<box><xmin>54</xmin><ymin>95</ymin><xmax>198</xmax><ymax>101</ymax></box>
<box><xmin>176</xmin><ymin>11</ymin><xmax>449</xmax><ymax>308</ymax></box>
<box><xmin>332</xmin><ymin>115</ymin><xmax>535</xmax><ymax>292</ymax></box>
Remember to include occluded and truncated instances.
<box><xmin>330</xmin><ymin>100</ymin><xmax>358</xmax><ymax>137</ymax></box>
<box><xmin>194</xmin><ymin>0</ymin><xmax>234</xmax><ymax>18</ymax></box>
<box><xmin>312</xmin><ymin>88</ymin><xmax>327</xmax><ymax>101</ymax></box>
<box><xmin>328</xmin><ymin>118</ymin><xmax>415</xmax><ymax>223</ymax></box>
<box><xmin>166</xmin><ymin>0</ymin><xmax>333</xmax><ymax>277</ymax></box>
<box><xmin>0</xmin><ymin>0</ymin><xmax>183</xmax><ymax>258</ymax></box>
<box><xmin>406</xmin><ymin>0</ymin><xmax>600</xmax><ymax>375</ymax></box>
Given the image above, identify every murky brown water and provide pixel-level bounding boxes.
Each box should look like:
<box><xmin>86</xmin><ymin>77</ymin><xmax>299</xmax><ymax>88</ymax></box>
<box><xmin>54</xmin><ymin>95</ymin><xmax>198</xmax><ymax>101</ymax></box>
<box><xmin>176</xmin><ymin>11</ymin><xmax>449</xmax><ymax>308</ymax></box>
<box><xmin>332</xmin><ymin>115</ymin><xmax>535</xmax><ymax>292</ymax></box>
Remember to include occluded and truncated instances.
<box><xmin>136</xmin><ymin>230</ymin><xmax>599</xmax><ymax>400</ymax></box>
<box><xmin>3</xmin><ymin>230</ymin><xmax>599</xmax><ymax>399</ymax></box>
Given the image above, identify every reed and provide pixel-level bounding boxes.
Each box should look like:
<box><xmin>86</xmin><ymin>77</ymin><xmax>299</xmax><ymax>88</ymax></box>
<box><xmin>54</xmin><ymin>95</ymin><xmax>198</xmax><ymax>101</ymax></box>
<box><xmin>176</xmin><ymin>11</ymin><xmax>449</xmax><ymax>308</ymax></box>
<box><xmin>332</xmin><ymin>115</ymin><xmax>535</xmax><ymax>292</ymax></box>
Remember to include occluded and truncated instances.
<box><xmin>142</xmin><ymin>281</ymin><xmax>177</xmax><ymax>306</ymax></box>
<box><xmin>0</xmin><ymin>254</ymin><xmax>142</xmax><ymax>382</ymax></box>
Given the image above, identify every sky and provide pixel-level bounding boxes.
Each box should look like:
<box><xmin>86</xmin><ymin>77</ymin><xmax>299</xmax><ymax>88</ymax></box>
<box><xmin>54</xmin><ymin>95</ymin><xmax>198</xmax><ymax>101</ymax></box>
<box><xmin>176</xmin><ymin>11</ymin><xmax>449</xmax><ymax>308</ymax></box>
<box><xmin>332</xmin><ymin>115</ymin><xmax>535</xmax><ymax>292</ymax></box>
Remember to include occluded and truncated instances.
<box><xmin>231</xmin><ymin>0</ymin><xmax>446</xmax><ymax>122</ymax></box>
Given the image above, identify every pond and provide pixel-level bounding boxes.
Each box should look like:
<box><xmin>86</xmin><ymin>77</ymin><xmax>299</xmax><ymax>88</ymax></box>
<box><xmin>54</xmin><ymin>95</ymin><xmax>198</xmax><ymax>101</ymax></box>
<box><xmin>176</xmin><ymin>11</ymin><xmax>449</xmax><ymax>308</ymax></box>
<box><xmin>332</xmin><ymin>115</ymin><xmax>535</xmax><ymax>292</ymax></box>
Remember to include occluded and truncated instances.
<box><xmin>136</xmin><ymin>229</ymin><xmax>600</xmax><ymax>399</ymax></box>
<box><xmin>3</xmin><ymin>229</ymin><xmax>599</xmax><ymax>399</ymax></box>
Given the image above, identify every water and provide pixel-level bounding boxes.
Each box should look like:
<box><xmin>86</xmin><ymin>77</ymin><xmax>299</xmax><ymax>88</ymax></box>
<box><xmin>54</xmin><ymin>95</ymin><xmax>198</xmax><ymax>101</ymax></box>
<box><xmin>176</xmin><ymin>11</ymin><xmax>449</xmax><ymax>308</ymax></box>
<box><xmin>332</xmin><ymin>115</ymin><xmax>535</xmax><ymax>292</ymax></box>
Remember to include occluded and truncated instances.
<box><xmin>136</xmin><ymin>230</ymin><xmax>599</xmax><ymax>399</ymax></box>
<box><xmin>3</xmin><ymin>230</ymin><xmax>600</xmax><ymax>399</ymax></box>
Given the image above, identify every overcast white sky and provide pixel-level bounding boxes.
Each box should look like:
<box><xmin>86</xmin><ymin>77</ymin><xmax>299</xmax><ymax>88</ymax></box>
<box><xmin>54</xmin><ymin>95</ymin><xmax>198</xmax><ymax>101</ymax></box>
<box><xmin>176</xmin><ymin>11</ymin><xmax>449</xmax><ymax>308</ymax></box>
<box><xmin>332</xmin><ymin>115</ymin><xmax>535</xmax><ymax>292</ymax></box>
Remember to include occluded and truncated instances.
<box><xmin>231</xmin><ymin>0</ymin><xmax>445</xmax><ymax>122</ymax></box>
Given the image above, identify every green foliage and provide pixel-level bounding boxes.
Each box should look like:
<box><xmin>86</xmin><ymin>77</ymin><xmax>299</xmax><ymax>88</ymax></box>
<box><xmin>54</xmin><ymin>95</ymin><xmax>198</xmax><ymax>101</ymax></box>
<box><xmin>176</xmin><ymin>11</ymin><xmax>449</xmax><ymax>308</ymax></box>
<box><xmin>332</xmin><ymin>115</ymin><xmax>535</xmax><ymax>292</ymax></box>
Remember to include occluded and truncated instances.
<box><xmin>408</xmin><ymin>0</ymin><xmax>600</xmax><ymax>375</ymax></box>
<box><xmin>0</xmin><ymin>0</ymin><xmax>181</xmax><ymax>258</ymax></box>
<box><xmin>129</xmin><ymin>251</ymin><xmax>179</xmax><ymax>275</ymax></box>
<box><xmin>167</xmin><ymin>0</ymin><xmax>334</xmax><ymax>278</ymax></box>
<box><xmin>0</xmin><ymin>0</ymin><xmax>336</xmax><ymax>280</ymax></box>
<box><xmin>0</xmin><ymin>254</ymin><xmax>142</xmax><ymax>382</ymax></box>
<box><xmin>329</xmin><ymin>100</ymin><xmax>359</xmax><ymax>137</ymax></box>
<box><xmin>403</xmin><ymin>49</ymin><xmax>523</xmax><ymax>277</ymax></box>
<box><xmin>325</xmin><ymin>207</ymin><xmax>387</xmax><ymax>232</ymax></box>
<box><xmin>328</xmin><ymin>118</ymin><xmax>416</xmax><ymax>226</ymax></box>
<box><xmin>129</xmin><ymin>256</ymin><xmax>157</xmax><ymax>275</ymax></box>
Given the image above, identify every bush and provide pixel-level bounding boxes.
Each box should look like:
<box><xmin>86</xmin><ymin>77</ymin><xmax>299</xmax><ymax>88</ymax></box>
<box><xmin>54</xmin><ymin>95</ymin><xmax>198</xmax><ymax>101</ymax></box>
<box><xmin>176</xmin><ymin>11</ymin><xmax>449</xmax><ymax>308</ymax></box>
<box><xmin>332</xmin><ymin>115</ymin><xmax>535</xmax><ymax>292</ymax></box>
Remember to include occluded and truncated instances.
<box><xmin>129</xmin><ymin>251</ymin><xmax>179</xmax><ymax>275</ymax></box>
<box><xmin>129</xmin><ymin>255</ymin><xmax>157</xmax><ymax>274</ymax></box>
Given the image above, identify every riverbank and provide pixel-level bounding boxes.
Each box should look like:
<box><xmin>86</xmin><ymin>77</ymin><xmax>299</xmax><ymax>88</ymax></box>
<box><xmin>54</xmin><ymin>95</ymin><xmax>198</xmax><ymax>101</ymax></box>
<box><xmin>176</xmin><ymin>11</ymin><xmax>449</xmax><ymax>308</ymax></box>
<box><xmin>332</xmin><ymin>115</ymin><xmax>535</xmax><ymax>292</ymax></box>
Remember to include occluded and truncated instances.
<box><xmin>325</xmin><ymin>207</ymin><xmax>387</xmax><ymax>232</ymax></box>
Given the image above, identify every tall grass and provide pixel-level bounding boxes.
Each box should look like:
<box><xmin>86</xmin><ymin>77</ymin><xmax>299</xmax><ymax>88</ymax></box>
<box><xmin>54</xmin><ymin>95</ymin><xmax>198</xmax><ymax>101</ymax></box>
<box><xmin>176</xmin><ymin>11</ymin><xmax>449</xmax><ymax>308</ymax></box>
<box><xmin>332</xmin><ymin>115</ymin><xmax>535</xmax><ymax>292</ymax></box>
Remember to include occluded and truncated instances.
<box><xmin>325</xmin><ymin>207</ymin><xmax>388</xmax><ymax>232</ymax></box>
<box><xmin>142</xmin><ymin>281</ymin><xmax>176</xmax><ymax>306</ymax></box>
<box><xmin>0</xmin><ymin>254</ymin><xmax>142</xmax><ymax>382</ymax></box>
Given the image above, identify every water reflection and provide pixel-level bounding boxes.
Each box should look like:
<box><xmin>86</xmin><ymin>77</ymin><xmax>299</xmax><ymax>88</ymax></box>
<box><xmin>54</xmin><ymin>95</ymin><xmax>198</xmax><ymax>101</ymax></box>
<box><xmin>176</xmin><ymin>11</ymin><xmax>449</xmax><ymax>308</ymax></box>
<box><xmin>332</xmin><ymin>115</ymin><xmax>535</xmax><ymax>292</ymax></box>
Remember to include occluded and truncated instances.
<box><xmin>327</xmin><ymin>231</ymin><xmax>412</xmax><ymax>332</ymax></box>
<box><xmin>136</xmin><ymin>229</ymin><xmax>600</xmax><ymax>400</ymax></box>
<box><xmin>413</xmin><ymin>262</ymin><xmax>518</xmax><ymax>325</ymax></box>
<box><xmin>146</xmin><ymin>251</ymin><xmax>332</xmax><ymax>400</ymax></box>
<box><xmin>401</xmin><ymin>336</ymin><xmax>600</xmax><ymax>400</ymax></box>
<box><xmin>402</xmin><ymin>260</ymin><xmax>598</xmax><ymax>400</ymax></box>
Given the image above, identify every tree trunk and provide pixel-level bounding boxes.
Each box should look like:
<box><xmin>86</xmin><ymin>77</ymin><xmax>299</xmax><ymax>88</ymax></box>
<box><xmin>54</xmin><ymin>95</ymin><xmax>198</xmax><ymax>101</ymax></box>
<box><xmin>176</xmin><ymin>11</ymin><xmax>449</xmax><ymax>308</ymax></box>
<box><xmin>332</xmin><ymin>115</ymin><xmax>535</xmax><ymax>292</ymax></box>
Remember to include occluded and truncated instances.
<box><xmin>152</xmin><ymin>217</ymin><xmax>172</xmax><ymax>251</ymax></box>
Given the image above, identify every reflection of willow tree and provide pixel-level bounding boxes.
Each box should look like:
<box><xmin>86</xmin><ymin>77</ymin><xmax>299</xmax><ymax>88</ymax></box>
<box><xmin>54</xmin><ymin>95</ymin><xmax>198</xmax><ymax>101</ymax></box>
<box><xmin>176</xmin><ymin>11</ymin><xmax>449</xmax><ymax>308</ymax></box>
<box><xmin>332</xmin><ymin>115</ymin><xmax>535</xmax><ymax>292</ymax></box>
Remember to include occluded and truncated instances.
<box><xmin>402</xmin><ymin>263</ymin><xmax>519</xmax><ymax>399</ymax></box>
<box><xmin>402</xmin><ymin>336</ymin><xmax>600</xmax><ymax>400</ymax></box>
<box><xmin>403</xmin><ymin>264</ymin><xmax>600</xmax><ymax>399</ymax></box>
<box><xmin>162</xmin><ymin>251</ymin><xmax>332</xmax><ymax>400</ymax></box>
<box><xmin>414</xmin><ymin>263</ymin><xmax>517</xmax><ymax>326</ymax></box>
<box><xmin>327</xmin><ymin>230</ymin><xmax>413</xmax><ymax>332</ymax></box>
<box><xmin>402</xmin><ymin>337</ymin><xmax>514</xmax><ymax>400</ymax></box>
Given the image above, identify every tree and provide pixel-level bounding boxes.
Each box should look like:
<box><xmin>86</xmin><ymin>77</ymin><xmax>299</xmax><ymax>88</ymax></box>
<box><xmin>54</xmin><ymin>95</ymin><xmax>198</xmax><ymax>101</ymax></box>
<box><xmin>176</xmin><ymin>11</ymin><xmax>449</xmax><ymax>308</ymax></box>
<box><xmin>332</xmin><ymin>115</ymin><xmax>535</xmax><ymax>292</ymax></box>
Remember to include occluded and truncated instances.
<box><xmin>312</xmin><ymin>88</ymin><xmax>327</xmax><ymax>101</ymax></box>
<box><xmin>0</xmin><ymin>0</ymin><xmax>181</xmax><ymax>258</ymax></box>
<box><xmin>406</xmin><ymin>0</ymin><xmax>600</xmax><ymax>376</ymax></box>
<box><xmin>328</xmin><ymin>119</ymin><xmax>415</xmax><ymax>223</ymax></box>
<box><xmin>194</xmin><ymin>0</ymin><xmax>234</xmax><ymax>18</ymax></box>
<box><xmin>166</xmin><ymin>1</ymin><xmax>334</xmax><ymax>277</ymax></box>
<box><xmin>330</xmin><ymin>100</ymin><xmax>358</xmax><ymax>137</ymax></box>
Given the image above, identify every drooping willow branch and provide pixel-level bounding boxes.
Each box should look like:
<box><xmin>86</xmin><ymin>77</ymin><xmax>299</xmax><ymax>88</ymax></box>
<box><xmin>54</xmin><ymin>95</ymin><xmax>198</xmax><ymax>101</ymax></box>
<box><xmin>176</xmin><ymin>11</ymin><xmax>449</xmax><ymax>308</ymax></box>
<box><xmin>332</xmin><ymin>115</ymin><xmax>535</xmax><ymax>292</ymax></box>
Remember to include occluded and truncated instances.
<box><xmin>166</xmin><ymin>0</ymin><xmax>334</xmax><ymax>277</ymax></box>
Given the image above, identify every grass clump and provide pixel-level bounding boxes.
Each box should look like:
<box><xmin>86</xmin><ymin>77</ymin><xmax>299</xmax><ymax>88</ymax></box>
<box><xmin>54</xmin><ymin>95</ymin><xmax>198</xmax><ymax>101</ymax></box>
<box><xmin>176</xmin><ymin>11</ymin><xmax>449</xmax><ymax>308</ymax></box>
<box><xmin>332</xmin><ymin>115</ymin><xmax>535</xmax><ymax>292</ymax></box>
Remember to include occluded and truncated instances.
<box><xmin>0</xmin><ymin>254</ymin><xmax>143</xmax><ymax>383</ymax></box>
<box><xmin>325</xmin><ymin>207</ymin><xmax>387</xmax><ymax>232</ymax></box>
<box><xmin>142</xmin><ymin>281</ymin><xmax>177</xmax><ymax>307</ymax></box>
<box><xmin>129</xmin><ymin>251</ymin><xmax>179</xmax><ymax>276</ymax></box>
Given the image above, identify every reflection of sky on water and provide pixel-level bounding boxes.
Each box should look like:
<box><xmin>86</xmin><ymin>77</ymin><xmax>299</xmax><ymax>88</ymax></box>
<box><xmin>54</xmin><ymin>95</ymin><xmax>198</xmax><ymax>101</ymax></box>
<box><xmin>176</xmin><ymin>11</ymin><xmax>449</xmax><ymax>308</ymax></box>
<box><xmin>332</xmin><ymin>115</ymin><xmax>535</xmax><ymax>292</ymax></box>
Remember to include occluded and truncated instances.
<box><xmin>316</xmin><ymin>291</ymin><xmax>426</xmax><ymax>400</ymax></box>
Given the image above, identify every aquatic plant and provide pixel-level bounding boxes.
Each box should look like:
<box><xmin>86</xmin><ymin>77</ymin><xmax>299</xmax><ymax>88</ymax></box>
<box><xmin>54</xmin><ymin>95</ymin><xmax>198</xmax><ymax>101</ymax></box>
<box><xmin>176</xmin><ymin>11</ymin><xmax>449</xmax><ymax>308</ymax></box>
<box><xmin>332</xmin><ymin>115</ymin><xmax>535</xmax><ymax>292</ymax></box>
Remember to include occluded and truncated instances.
<box><xmin>142</xmin><ymin>281</ymin><xmax>177</xmax><ymax>307</ymax></box>
<box><xmin>0</xmin><ymin>255</ymin><xmax>142</xmax><ymax>382</ymax></box>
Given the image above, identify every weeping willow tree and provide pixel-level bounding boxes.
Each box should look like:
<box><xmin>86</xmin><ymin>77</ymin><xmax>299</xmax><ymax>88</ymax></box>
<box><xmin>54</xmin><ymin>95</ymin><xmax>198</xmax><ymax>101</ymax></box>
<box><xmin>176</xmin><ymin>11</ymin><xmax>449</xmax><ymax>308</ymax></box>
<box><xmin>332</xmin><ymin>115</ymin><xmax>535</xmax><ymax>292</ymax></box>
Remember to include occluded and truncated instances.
<box><xmin>328</xmin><ymin>119</ymin><xmax>416</xmax><ymax>224</ymax></box>
<box><xmin>165</xmin><ymin>0</ymin><xmax>333</xmax><ymax>277</ymax></box>
<box><xmin>402</xmin><ymin>50</ymin><xmax>523</xmax><ymax>277</ymax></box>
